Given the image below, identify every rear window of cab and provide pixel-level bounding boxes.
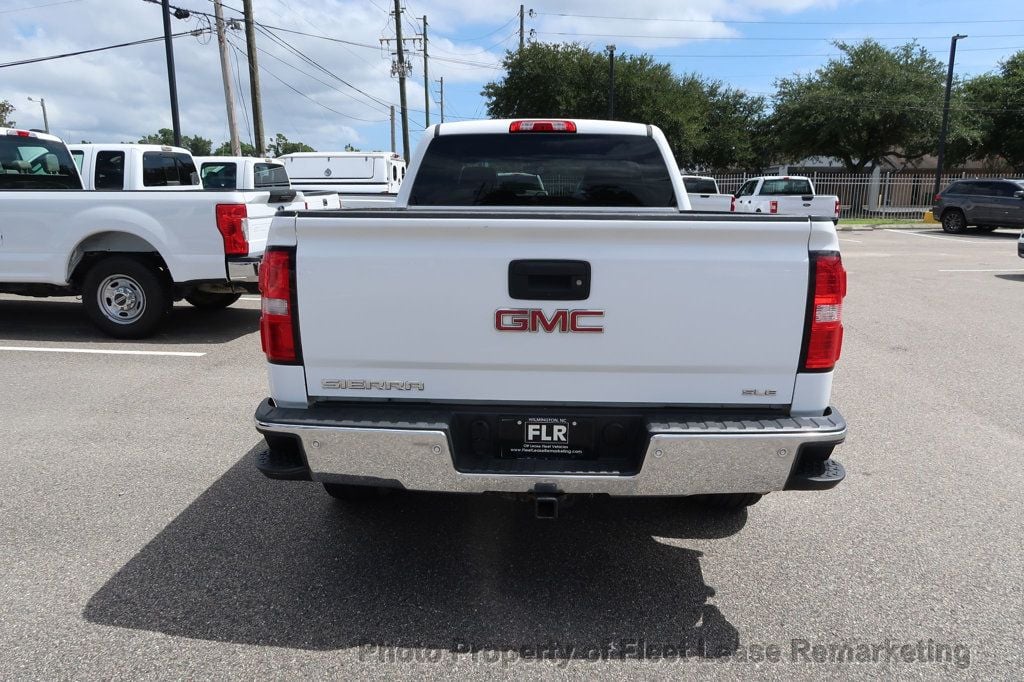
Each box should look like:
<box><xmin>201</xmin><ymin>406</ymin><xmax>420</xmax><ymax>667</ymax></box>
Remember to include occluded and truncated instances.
<box><xmin>409</xmin><ymin>133</ymin><xmax>677</xmax><ymax>208</ymax></box>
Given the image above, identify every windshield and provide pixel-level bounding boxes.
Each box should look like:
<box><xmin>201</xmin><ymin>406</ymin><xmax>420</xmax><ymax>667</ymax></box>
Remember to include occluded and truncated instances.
<box><xmin>760</xmin><ymin>178</ymin><xmax>813</xmax><ymax>196</ymax></box>
<box><xmin>409</xmin><ymin>133</ymin><xmax>676</xmax><ymax>207</ymax></box>
<box><xmin>682</xmin><ymin>177</ymin><xmax>718</xmax><ymax>194</ymax></box>
<box><xmin>0</xmin><ymin>135</ymin><xmax>82</xmax><ymax>189</ymax></box>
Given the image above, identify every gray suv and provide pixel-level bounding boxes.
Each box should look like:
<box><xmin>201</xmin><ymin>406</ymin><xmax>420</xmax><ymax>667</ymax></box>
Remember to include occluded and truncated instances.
<box><xmin>933</xmin><ymin>179</ymin><xmax>1024</xmax><ymax>234</ymax></box>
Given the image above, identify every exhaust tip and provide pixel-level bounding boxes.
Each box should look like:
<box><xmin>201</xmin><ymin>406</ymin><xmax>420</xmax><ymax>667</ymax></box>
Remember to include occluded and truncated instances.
<box><xmin>535</xmin><ymin>495</ymin><xmax>559</xmax><ymax>519</ymax></box>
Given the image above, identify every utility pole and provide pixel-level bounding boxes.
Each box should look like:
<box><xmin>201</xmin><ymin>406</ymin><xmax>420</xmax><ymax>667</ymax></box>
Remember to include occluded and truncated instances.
<box><xmin>242</xmin><ymin>0</ymin><xmax>265</xmax><ymax>156</ymax></box>
<box><xmin>437</xmin><ymin>77</ymin><xmax>444</xmax><ymax>123</ymax></box>
<box><xmin>422</xmin><ymin>15</ymin><xmax>429</xmax><ymax>128</ymax></box>
<box><xmin>390</xmin><ymin>105</ymin><xmax>396</xmax><ymax>153</ymax></box>
<box><xmin>606</xmin><ymin>44</ymin><xmax>616</xmax><ymax>119</ymax></box>
<box><xmin>934</xmin><ymin>34</ymin><xmax>967</xmax><ymax>198</ymax></box>
<box><xmin>160</xmin><ymin>0</ymin><xmax>182</xmax><ymax>146</ymax></box>
<box><xmin>519</xmin><ymin>5</ymin><xmax>525</xmax><ymax>50</ymax></box>
<box><xmin>27</xmin><ymin>97</ymin><xmax>48</xmax><ymax>134</ymax></box>
<box><xmin>389</xmin><ymin>0</ymin><xmax>409</xmax><ymax>161</ymax></box>
<box><xmin>213</xmin><ymin>0</ymin><xmax>241</xmax><ymax>155</ymax></box>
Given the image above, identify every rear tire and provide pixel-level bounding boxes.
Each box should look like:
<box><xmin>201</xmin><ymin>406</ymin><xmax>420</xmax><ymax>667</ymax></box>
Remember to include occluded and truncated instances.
<box><xmin>81</xmin><ymin>256</ymin><xmax>170</xmax><ymax>339</ymax></box>
<box><xmin>690</xmin><ymin>493</ymin><xmax>763</xmax><ymax>510</ymax></box>
<box><xmin>322</xmin><ymin>482</ymin><xmax>393</xmax><ymax>501</ymax></box>
<box><xmin>185</xmin><ymin>291</ymin><xmax>242</xmax><ymax>309</ymax></box>
<box><xmin>941</xmin><ymin>209</ymin><xmax>967</xmax><ymax>234</ymax></box>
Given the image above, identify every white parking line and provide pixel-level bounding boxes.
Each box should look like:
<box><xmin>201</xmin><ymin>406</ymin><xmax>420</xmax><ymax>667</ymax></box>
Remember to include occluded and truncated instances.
<box><xmin>939</xmin><ymin>268</ymin><xmax>1024</xmax><ymax>272</ymax></box>
<box><xmin>884</xmin><ymin>229</ymin><xmax>1003</xmax><ymax>244</ymax></box>
<box><xmin>840</xmin><ymin>238</ymin><xmax>863</xmax><ymax>243</ymax></box>
<box><xmin>0</xmin><ymin>346</ymin><xmax>205</xmax><ymax>357</ymax></box>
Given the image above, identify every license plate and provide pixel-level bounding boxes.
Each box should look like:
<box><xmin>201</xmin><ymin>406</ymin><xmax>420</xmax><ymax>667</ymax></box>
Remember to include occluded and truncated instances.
<box><xmin>498</xmin><ymin>416</ymin><xmax>594</xmax><ymax>459</ymax></box>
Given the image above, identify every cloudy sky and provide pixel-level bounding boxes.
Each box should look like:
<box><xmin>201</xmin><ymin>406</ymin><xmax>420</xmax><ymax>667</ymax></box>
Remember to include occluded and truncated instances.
<box><xmin>3</xmin><ymin>0</ymin><xmax>1023</xmax><ymax>153</ymax></box>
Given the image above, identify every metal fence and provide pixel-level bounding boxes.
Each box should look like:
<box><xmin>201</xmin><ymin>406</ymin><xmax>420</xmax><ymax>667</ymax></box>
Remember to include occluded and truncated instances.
<box><xmin>705</xmin><ymin>171</ymin><xmax>1014</xmax><ymax>220</ymax></box>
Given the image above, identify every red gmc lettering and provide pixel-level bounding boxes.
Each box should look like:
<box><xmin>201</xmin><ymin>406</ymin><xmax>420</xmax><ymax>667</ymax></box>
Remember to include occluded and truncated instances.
<box><xmin>495</xmin><ymin>309</ymin><xmax>604</xmax><ymax>333</ymax></box>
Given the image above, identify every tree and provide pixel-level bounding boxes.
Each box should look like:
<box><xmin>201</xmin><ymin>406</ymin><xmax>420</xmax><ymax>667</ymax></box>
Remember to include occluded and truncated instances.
<box><xmin>694</xmin><ymin>84</ymin><xmax>769</xmax><ymax>170</ymax></box>
<box><xmin>267</xmin><ymin>133</ymin><xmax>314</xmax><ymax>157</ymax></box>
<box><xmin>138</xmin><ymin>128</ymin><xmax>213</xmax><ymax>156</ymax></box>
<box><xmin>344</xmin><ymin>143</ymin><xmax>360</xmax><ymax>152</ymax></box>
<box><xmin>213</xmin><ymin>140</ymin><xmax>257</xmax><ymax>156</ymax></box>
<box><xmin>956</xmin><ymin>51</ymin><xmax>1024</xmax><ymax>171</ymax></box>
<box><xmin>0</xmin><ymin>100</ymin><xmax>15</xmax><ymax>127</ymax></box>
<box><xmin>482</xmin><ymin>43</ymin><xmax>713</xmax><ymax>167</ymax></box>
<box><xmin>772</xmin><ymin>40</ymin><xmax>949</xmax><ymax>171</ymax></box>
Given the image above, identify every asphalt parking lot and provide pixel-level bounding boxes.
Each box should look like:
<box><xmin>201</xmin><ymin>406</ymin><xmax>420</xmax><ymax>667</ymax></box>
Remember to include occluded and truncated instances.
<box><xmin>1</xmin><ymin>228</ymin><xmax>1023</xmax><ymax>678</ymax></box>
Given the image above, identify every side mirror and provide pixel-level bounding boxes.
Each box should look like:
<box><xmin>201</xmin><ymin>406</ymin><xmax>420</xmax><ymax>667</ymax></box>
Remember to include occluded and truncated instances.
<box><xmin>1014</xmin><ymin>190</ymin><xmax>1024</xmax><ymax>199</ymax></box>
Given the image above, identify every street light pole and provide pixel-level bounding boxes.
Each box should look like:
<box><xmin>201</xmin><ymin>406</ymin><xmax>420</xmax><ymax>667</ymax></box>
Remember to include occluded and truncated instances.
<box><xmin>934</xmin><ymin>34</ymin><xmax>967</xmax><ymax>198</ymax></box>
<box><xmin>27</xmin><ymin>97</ymin><xmax>48</xmax><ymax>133</ymax></box>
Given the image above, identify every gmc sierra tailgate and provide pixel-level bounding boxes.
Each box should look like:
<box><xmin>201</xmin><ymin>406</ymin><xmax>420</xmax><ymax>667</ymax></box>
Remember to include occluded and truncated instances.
<box><xmin>295</xmin><ymin>212</ymin><xmax>812</xmax><ymax>406</ymax></box>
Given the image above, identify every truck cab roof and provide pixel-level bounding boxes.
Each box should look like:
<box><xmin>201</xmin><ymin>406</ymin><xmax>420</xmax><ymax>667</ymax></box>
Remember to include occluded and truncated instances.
<box><xmin>2</xmin><ymin>127</ymin><xmax>66</xmax><ymax>143</ymax></box>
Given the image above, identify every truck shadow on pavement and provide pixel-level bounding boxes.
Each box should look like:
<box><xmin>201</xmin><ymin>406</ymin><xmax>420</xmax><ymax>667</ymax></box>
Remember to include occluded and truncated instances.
<box><xmin>84</xmin><ymin>446</ymin><xmax>746</xmax><ymax>660</ymax></box>
<box><xmin>0</xmin><ymin>299</ymin><xmax>258</xmax><ymax>345</ymax></box>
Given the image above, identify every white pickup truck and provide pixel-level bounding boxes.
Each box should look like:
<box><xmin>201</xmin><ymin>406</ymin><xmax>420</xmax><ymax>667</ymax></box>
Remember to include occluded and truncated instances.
<box><xmin>0</xmin><ymin>128</ymin><xmax>292</xmax><ymax>337</ymax></box>
<box><xmin>253</xmin><ymin>119</ymin><xmax>848</xmax><ymax>517</ymax></box>
<box><xmin>681</xmin><ymin>175</ymin><xmax>733</xmax><ymax>212</ymax></box>
<box><xmin>194</xmin><ymin>155</ymin><xmax>342</xmax><ymax>210</ymax></box>
<box><xmin>69</xmin><ymin>143</ymin><xmax>201</xmax><ymax>190</ymax></box>
<box><xmin>732</xmin><ymin>176</ymin><xmax>841</xmax><ymax>223</ymax></box>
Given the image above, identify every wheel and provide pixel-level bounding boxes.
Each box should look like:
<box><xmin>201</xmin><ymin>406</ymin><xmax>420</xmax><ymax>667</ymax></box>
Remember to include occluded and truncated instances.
<box><xmin>322</xmin><ymin>482</ymin><xmax>393</xmax><ymax>501</ymax></box>
<box><xmin>82</xmin><ymin>256</ymin><xmax>170</xmax><ymax>338</ymax></box>
<box><xmin>185</xmin><ymin>290</ymin><xmax>242</xmax><ymax>309</ymax></box>
<box><xmin>690</xmin><ymin>493</ymin><xmax>763</xmax><ymax>510</ymax></box>
<box><xmin>941</xmin><ymin>209</ymin><xmax>967</xmax><ymax>234</ymax></box>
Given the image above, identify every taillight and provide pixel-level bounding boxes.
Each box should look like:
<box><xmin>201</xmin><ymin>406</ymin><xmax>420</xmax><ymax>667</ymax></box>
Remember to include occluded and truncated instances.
<box><xmin>769</xmin><ymin>200</ymin><xmax>779</xmax><ymax>214</ymax></box>
<box><xmin>933</xmin><ymin>193</ymin><xmax>942</xmax><ymax>202</ymax></box>
<box><xmin>216</xmin><ymin>204</ymin><xmax>249</xmax><ymax>256</ymax></box>
<box><xmin>509</xmin><ymin>120</ymin><xmax>577</xmax><ymax>133</ymax></box>
<box><xmin>730</xmin><ymin>196</ymin><xmax>736</xmax><ymax>212</ymax></box>
<box><xmin>259</xmin><ymin>248</ymin><xmax>300</xmax><ymax>364</ymax></box>
<box><xmin>834</xmin><ymin>199</ymin><xmax>841</xmax><ymax>218</ymax></box>
<box><xmin>801</xmin><ymin>252</ymin><xmax>846</xmax><ymax>372</ymax></box>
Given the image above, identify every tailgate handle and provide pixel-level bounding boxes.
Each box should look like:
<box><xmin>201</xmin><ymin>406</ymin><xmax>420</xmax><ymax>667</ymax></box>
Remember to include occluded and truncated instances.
<box><xmin>508</xmin><ymin>260</ymin><xmax>590</xmax><ymax>300</ymax></box>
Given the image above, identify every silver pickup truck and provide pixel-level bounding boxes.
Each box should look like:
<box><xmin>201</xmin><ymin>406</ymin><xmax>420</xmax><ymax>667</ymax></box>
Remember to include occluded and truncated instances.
<box><xmin>253</xmin><ymin>119</ymin><xmax>848</xmax><ymax>517</ymax></box>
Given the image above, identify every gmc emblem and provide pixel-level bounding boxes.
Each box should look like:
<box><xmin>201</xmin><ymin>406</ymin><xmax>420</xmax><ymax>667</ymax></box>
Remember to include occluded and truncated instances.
<box><xmin>495</xmin><ymin>308</ymin><xmax>604</xmax><ymax>333</ymax></box>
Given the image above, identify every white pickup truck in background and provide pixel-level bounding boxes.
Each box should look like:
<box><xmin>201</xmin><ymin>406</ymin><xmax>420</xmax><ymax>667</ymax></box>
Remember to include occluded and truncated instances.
<box><xmin>194</xmin><ymin>155</ymin><xmax>342</xmax><ymax>210</ymax></box>
<box><xmin>681</xmin><ymin>174</ymin><xmax>733</xmax><ymax>212</ymax></box>
<box><xmin>1</xmin><ymin>128</ymin><xmax>288</xmax><ymax>337</ymax></box>
<box><xmin>732</xmin><ymin>175</ymin><xmax>841</xmax><ymax>223</ymax></box>
<box><xmin>254</xmin><ymin>119</ymin><xmax>848</xmax><ymax>518</ymax></box>
<box><xmin>277</xmin><ymin>151</ymin><xmax>406</xmax><ymax>208</ymax></box>
<box><xmin>69</xmin><ymin>143</ymin><xmax>200</xmax><ymax>190</ymax></box>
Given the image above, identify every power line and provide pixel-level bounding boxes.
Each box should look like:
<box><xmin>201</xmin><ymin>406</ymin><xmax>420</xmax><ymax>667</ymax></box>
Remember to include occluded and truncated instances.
<box><xmin>646</xmin><ymin>45</ymin><xmax>1024</xmax><ymax>59</ymax></box>
<box><xmin>0</xmin><ymin>0</ymin><xmax>84</xmax><ymax>14</ymax></box>
<box><xmin>243</xmin><ymin>34</ymin><xmax>389</xmax><ymax>120</ymax></box>
<box><xmin>227</xmin><ymin>41</ymin><xmax>386</xmax><ymax>124</ymax></box>
<box><xmin>534</xmin><ymin>30</ymin><xmax>1024</xmax><ymax>42</ymax></box>
<box><xmin>532</xmin><ymin>11</ymin><xmax>1024</xmax><ymax>26</ymax></box>
<box><xmin>256</xmin><ymin>24</ymin><xmax>392</xmax><ymax>110</ymax></box>
<box><xmin>0</xmin><ymin>29</ymin><xmax>206</xmax><ymax>68</ymax></box>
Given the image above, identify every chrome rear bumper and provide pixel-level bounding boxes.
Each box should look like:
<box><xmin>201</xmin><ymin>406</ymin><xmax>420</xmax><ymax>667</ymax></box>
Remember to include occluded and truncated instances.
<box><xmin>254</xmin><ymin>400</ymin><xmax>847</xmax><ymax>496</ymax></box>
<box><xmin>227</xmin><ymin>257</ymin><xmax>260</xmax><ymax>283</ymax></box>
